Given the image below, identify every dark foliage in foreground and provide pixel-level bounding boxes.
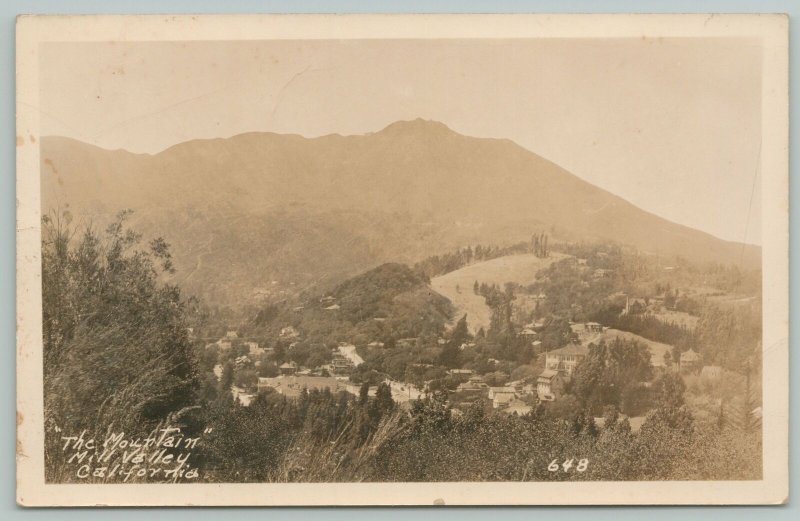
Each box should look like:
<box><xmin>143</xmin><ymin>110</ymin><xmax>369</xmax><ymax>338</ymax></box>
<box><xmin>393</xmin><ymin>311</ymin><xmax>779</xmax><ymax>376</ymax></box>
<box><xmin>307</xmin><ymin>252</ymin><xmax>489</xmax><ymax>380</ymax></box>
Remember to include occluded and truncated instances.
<box><xmin>42</xmin><ymin>211</ymin><xmax>199</xmax><ymax>481</ymax></box>
<box><xmin>190</xmin><ymin>374</ymin><xmax>759</xmax><ymax>483</ymax></box>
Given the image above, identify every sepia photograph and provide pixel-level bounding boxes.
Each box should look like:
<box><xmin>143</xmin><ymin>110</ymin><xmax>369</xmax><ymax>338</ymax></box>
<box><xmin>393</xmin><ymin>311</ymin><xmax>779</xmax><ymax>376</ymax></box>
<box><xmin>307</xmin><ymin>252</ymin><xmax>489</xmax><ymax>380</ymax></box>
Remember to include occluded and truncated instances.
<box><xmin>15</xmin><ymin>13</ymin><xmax>788</xmax><ymax>506</ymax></box>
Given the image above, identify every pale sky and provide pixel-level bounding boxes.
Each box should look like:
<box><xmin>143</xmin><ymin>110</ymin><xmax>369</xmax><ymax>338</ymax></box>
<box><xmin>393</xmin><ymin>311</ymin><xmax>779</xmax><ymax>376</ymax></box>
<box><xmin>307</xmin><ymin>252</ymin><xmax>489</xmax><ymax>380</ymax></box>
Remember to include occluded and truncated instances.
<box><xmin>40</xmin><ymin>38</ymin><xmax>762</xmax><ymax>245</ymax></box>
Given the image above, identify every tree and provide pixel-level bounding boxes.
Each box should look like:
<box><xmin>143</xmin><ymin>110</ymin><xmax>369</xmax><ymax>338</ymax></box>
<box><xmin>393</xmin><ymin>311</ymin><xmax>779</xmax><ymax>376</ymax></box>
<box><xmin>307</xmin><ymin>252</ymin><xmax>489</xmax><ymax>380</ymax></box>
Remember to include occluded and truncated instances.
<box><xmin>510</xmin><ymin>364</ymin><xmax>539</xmax><ymax>382</ymax></box>
<box><xmin>451</xmin><ymin>314</ymin><xmax>470</xmax><ymax>346</ymax></box>
<box><xmin>220</xmin><ymin>361</ymin><xmax>234</xmax><ymax>391</ymax></box>
<box><xmin>375</xmin><ymin>382</ymin><xmax>394</xmax><ymax>413</ymax></box>
<box><xmin>233</xmin><ymin>368</ymin><xmax>258</xmax><ymax>391</ymax></box>
<box><xmin>570</xmin><ymin>338</ymin><xmax>652</xmax><ymax>414</ymax></box>
<box><xmin>663</xmin><ymin>350</ymin><xmax>673</xmax><ymax>369</ymax></box>
<box><xmin>439</xmin><ymin>314</ymin><xmax>469</xmax><ymax>368</ymax></box>
<box><xmin>41</xmin><ymin>211</ymin><xmax>199</xmax><ymax>480</ymax></box>
<box><xmin>359</xmin><ymin>381</ymin><xmax>370</xmax><ymax>406</ymax></box>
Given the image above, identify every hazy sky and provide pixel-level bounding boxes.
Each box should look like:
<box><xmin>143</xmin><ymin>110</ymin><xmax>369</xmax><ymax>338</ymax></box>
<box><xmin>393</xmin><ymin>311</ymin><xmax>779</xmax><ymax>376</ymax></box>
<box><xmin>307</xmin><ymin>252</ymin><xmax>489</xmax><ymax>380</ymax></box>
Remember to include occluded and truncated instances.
<box><xmin>40</xmin><ymin>38</ymin><xmax>762</xmax><ymax>245</ymax></box>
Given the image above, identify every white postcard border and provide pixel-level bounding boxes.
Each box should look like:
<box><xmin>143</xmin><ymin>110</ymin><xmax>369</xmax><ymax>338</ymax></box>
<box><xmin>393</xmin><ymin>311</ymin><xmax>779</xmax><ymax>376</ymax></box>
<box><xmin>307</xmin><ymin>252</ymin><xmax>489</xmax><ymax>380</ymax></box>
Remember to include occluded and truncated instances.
<box><xmin>15</xmin><ymin>13</ymin><xmax>789</xmax><ymax>506</ymax></box>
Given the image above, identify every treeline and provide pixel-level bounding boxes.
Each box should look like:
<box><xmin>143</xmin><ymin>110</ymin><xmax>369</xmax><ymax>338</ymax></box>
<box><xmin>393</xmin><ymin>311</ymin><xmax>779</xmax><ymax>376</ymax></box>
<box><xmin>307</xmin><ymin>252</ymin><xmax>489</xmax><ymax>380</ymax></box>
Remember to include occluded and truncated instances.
<box><xmin>590</xmin><ymin>305</ymin><xmax>761</xmax><ymax>374</ymax></box>
<box><xmin>413</xmin><ymin>234</ymin><xmax>551</xmax><ymax>279</ymax></box>
<box><xmin>595</xmin><ymin>311</ymin><xmax>697</xmax><ymax>353</ymax></box>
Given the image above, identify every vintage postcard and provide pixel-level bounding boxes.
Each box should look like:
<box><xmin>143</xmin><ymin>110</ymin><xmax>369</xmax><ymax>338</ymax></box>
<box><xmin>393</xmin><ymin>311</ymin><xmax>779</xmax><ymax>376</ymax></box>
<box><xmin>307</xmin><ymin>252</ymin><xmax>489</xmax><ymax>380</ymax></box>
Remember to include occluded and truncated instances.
<box><xmin>16</xmin><ymin>14</ymin><xmax>788</xmax><ymax>506</ymax></box>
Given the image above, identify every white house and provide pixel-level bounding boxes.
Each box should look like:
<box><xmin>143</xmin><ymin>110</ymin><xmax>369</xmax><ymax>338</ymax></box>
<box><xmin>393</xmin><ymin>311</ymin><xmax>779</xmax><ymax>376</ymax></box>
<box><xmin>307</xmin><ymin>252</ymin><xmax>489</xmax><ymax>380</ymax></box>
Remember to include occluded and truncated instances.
<box><xmin>544</xmin><ymin>344</ymin><xmax>589</xmax><ymax>377</ymax></box>
<box><xmin>537</xmin><ymin>369</ymin><xmax>565</xmax><ymax>401</ymax></box>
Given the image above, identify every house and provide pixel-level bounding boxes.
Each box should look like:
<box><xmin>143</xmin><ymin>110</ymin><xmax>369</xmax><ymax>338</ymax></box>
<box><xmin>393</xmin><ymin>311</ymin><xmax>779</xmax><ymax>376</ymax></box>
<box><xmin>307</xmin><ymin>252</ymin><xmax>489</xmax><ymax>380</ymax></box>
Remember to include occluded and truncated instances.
<box><xmin>568</xmin><ymin>323</ymin><xmax>603</xmax><ymax>345</ymax></box>
<box><xmin>544</xmin><ymin>344</ymin><xmax>589</xmax><ymax>377</ymax></box>
<box><xmin>570</xmin><ymin>322</ymin><xmax>603</xmax><ymax>337</ymax></box>
<box><xmin>279</xmin><ymin>361</ymin><xmax>298</xmax><ymax>375</ymax></box>
<box><xmin>537</xmin><ymin>369</ymin><xmax>565</xmax><ymax>401</ymax></box>
<box><xmin>367</xmin><ymin>341</ymin><xmax>385</xmax><ymax>348</ymax></box>
<box><xmin>504</xmin><ymin>399</ymin><xmax>533</xmax><ymax>416</ymax></box>
<box><xmin>320</xmin><ymin>295</ymin><xmax>336</xmax><ymax>305</ymax></box>
<box><xmin>447</xmin><ymin>369</ymin><xmax>474</xmax><ymax>376</ymax></box>
<box><xmin>331</xmin><ymin>354</ymin><xmax>355</xmax><ymax>375</ymax></box>
<box><xmin>279</xmin><ymin>326</ymin><xmax>300</xmax><ymax>340</ymax></box>
<box><xmin>456</xmin><ymin>380</ymin><xmax>487</xmax><ymax>394</ymax></box>
<box><xmin>325</xmin><ymin>304</ymin><xmax>341</xmax><ymax>311</ymax></box>
<box><xmin>488</xmin><ymin>386</ymin><xmax>516</xmax><ymax>400</ymax></box>
<box><xmin>508</xmin><ymin>380</ymin><xmax>536</xmax><ymax>396</ymax></box>
<box><xmin>491</xmin><ymin>391</ymin><xmax>516</xmax><ymax>409</ymax></box>
<box><xmin>700</xmin><ymin>365</ymin><xmax>723</xmax><ymax>379</ymax></box>
<box><xmin>680</xmin><ymin>349</ymin><xmax>701</xmax><ymax>372</ymax></box>
<box><xmin>519</xmin><ymin>327</ymin><xmax>538</xmax><ymax>338</ymax></box>
<box><xmin>225</xmin><ymin>330</ymin><xmax>239</xmax><ymax>339</ymax></box>
<box><xmin>258</xmin><ymin>375</ymin><xmax>350</xmax><ymax>398</ymax></box>
<box><xmin>246</xmin><ymin>341</ymin><xmax>264</xmax><ymax>357</ymax></box>
<box><xmin>585</xmin><ymin>322</ymin><xmax>603</xmax><ymax>333</ymax></box>
<box><xmin>234</xmin><ymin>355</ymin><xmax>252</xmax><ymax>368</ymax></box>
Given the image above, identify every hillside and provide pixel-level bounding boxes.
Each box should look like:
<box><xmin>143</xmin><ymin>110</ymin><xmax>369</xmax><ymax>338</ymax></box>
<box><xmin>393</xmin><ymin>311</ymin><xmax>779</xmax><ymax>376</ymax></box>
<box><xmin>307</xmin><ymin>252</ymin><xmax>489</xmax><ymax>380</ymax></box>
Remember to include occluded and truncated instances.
<box><xmin>332</xmin><ymin>263</ymin><xmax>432</xmax><ymax>323</ymax></box>
<box><xmin>430</xmin><ymin>253</ymin><xmax>568</xmax><ymax>333</ymax></box>
<box><xmin>40</xmin><ymin>119</ymin><xmax>761</xmax><ymax>305</ymax></box>
<box><xmin>600</xmin><ymin>329</ymin><xmax>673</xmax><ymax>369</ymax></box>
<box><xmin>248</xmin><ymin>262</ymin><xmax>452</xmax><ymax>345</ymax></box>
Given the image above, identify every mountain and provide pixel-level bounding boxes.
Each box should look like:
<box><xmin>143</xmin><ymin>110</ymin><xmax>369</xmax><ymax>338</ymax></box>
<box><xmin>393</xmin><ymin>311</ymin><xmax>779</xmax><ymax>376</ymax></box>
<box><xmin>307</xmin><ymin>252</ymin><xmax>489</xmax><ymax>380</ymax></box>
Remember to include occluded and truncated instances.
<box><xmin>40</xmin><ymin>119</ymin><xmax>761</xmax><ymax>305</ymax></box>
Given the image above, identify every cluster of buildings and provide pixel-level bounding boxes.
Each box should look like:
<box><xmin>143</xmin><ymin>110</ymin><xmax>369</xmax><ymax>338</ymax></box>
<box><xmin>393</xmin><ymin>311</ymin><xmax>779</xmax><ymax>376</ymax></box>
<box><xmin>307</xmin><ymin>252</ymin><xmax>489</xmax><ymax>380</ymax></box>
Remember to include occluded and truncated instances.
<box><xmin>532</xmin><ymin>322</ymin><xmax>604</xmax><ymax>402</ymax></box>
<box><xmin>207</xmin><ymin>330</ymin><xmax>274</xmax><ymax>361</ymax></box>
<box><xmin>257</xmin><ymin>375</ymin><xmax>353</xmax><ymax>398</ymax></box>
<box><xmin>454</xmin><ymin>374</ymin><xmax>536</xmax><ymax>415</ymax></box>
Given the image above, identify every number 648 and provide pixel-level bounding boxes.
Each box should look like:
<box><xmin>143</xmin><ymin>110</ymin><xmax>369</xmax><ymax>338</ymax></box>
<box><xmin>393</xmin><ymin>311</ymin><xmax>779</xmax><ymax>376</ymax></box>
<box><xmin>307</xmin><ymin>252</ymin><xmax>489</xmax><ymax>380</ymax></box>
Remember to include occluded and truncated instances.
<box><xmin>548</xmin><ymin>458</ymin><xmax>589</xmax><ymax>472</ymax></box>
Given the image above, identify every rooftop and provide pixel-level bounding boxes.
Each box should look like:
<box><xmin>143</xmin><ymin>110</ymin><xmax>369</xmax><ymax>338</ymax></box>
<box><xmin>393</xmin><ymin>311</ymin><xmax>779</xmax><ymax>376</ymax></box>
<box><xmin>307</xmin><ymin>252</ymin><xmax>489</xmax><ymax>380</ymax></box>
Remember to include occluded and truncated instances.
<box><xmin>538</xmin><ymin>369</ymin><xmax>562</xmax><ymax>380</ymax></box>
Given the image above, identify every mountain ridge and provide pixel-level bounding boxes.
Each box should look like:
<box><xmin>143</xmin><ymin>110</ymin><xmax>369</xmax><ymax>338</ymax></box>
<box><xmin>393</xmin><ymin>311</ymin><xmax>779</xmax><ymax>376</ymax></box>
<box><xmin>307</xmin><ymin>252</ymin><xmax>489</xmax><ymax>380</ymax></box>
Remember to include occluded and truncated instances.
<box><xmin>39</xmin><ymin>120</ymin><xmax>760</xmax><ymax>305</ymax></box>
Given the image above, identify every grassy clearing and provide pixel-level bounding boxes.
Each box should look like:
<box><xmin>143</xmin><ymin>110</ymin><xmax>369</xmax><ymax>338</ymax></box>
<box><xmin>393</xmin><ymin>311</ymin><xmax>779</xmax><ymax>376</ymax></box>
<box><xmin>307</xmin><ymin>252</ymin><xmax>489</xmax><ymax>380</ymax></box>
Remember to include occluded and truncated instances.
<box><xmin>430</xmin><ymin>253</ymin><xmax>568</xmax><ymax>333</ymax></box>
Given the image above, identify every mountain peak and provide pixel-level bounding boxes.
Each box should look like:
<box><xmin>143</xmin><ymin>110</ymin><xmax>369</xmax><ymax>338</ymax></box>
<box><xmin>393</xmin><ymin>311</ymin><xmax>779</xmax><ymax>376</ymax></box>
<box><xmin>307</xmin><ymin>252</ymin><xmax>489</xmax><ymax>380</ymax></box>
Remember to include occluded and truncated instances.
<box><xmin>378</xmin><ymin>118</ymin><xmax>454</xmax><ymax>135</ymax></box>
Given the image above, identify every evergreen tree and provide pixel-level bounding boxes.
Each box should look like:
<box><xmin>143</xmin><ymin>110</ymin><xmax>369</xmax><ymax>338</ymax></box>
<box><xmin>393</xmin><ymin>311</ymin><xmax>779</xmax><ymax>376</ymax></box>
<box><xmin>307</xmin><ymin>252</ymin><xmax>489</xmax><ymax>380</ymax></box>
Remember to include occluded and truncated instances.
<box><xmin>375</xmin><ymin>382</ymin><xmax>395</xmax><ymax>413</ymax></box>
<box><xmin>359</xmin><ymin>381</ymin><xmax>370</xmax><ymax>406</ymax></box>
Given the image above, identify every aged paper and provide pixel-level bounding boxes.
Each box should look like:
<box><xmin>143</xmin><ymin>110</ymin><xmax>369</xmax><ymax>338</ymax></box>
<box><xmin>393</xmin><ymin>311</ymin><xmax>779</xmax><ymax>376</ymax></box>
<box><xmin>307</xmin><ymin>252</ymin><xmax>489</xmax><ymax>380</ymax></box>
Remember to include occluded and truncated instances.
<box><xmin>16</xmin><ymin>13</ymin><xmax>788</xmax><ymax>506</ymax></box>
